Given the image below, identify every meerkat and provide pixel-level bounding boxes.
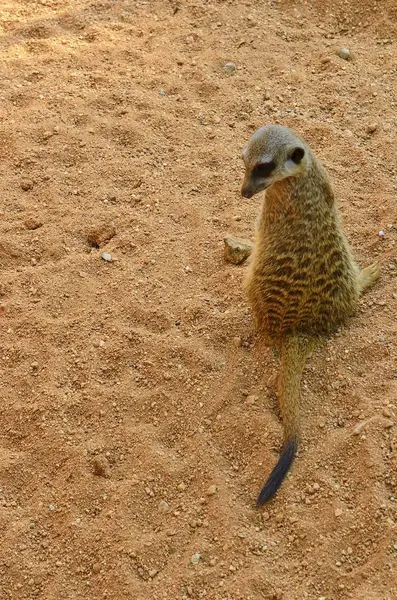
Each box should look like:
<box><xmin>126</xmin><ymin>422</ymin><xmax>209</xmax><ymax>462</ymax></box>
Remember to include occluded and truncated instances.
<box><xmin>240</xmin><ymin>124</ymin><xmax>379</xmax><ymax>505</ymax></box>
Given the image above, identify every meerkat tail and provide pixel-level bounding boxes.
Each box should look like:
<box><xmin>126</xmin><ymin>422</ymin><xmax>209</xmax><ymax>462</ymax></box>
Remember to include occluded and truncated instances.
<box><xmin>256</xmin><ymin>335</ymin><xmax>313</xmax><ymax>506</ymax></box>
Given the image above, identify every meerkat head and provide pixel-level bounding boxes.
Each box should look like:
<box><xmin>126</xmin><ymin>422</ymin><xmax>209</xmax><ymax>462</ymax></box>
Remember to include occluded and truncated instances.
<box><xmin>241</xmin><ymin>125</ymin><xmax>309</xmax><ymax>198</ymax></box>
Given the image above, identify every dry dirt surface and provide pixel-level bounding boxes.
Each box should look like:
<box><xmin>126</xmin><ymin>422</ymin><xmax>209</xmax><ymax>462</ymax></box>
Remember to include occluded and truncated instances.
<box><xmin>0</xmin><ymin>1</ymin><xmax>396</xmax><ymax>599</ymax></box>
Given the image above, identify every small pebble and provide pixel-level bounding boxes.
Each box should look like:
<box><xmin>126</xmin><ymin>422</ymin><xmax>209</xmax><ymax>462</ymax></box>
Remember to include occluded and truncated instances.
<box><xmin>191</xmin><ymin>553</ymin><xmax>201</xmax><ymax>565</ymax></box>
<box><xmin>148</xmin><ymin>568</ymin><xmax>158</xmax><ymax>578</ymax></box>
<box><xmin>92</xmin><ymin>563</ymin><xmax>101</xmax><ymax>574</ymax></box>
<box><xmin>246</xmin><ymin>395</ymin><xmax>257</xmax><ymax>405</ymax></box>
<box><xmin>88</xmin><ymin>224</ymin><xmax>116</xmax><ymax>247</ymax></box>
<box><xmin>224</xmin><ymin>235</ymin><xmax>253</xmax><ymax>265</ymax></box>
<box><xmin>42</xmin><ymin>130</ymin><xmax>54</xmax><ymax>140</ymax></box>
<box><xmin>275</xmin><ymin>512</ymin><xmax>284</xmax><ymax>523</ymax></box>
<box><xmin>177</xmin><ymin>482</ymin><xmax>186</xmax><ymax>491</ymax></box>
<box><xmin>21</xmin><ymin>179</ymin><xmax>34</xmax><ymax>191</ymax></box>
<box><xmin>335</xmin><ymin>508</ymin><xmax>343</xmax><ymax>517</ymax></box>
<box><xmin>223</xmin><ymin>61</ymin><xmax>236</xmax><ymax>75</ymax></box>
<box><xmin>337</xmin><ymin>47</ymin><xmax>351</xmax><ymax>60</ymax></box>
<box><xmin>206</xmin><ymin>484</ymin><xmax>217</xmax><ymax>496</ymax></box>
<box><xmin>92</xmin><ymin>456</ymin><xmax>110</xmax><ymax>478</ymax></box>
<box><xmin>102</xmin><ymin>252</ymin><xmax>113</xmax><ymax>262</ymax></box>
<box><xmin>378</xmin><ymin>230</ymin><xmax>385</xmax><ymax>238</ymax></box>
<box><xmin>24</xmin><ymin>218</ymin><xmax>43</xmax><ymax>230</ymax></box>
<box><xmin>366</xmin><ymin>123</ymin><xmax>378</xmax><ymax>134</ymax></box>
<box><xmin>352</xmin><ymin>421</ymin><xmax>366</xmax><ymax>435</ymax></box>
<box><xmin>158</xmin><ymin>500</ymin><xmax>170</xmax><ymax>514</ymax></box>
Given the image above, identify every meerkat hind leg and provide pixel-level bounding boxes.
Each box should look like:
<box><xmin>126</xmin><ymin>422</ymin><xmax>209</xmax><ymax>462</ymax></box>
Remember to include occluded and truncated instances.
<box><xmin>357</xmin><ymin>263</ymin><xmax>380</xmax><ymax>295</ymax></box>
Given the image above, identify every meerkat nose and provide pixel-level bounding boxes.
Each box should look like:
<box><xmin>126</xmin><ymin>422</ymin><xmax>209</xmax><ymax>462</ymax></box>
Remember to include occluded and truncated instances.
<box><xmin>241</xmin><ymin>185</ymin><xmax>254</xmax><ymax>198</ymax></box>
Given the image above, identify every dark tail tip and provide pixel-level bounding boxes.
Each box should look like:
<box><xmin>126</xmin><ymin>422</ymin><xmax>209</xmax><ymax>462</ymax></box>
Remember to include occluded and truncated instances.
<box><xmin>256</xmin><ymin>437</ymin><xmax>297</xmax><ymax>506</ymax></box>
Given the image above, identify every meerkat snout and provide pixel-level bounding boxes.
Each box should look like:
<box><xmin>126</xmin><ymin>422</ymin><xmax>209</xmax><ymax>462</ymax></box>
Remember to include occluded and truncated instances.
<box><xmin>241</xmin><ymin>160</ymin><xmax>275</xmax><ymax>198</ymax></box>
<box><xmin>241</xmin><ymin>125</ymin><xmax>307</xmax><ymax>199</ymax></box>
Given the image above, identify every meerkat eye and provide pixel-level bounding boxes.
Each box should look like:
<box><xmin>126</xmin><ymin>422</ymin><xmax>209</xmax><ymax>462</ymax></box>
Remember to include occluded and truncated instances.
<box><xmin>290</xmin><ymin>147</ymin><xmax>305</xmax><ymax>164</ymax></box>
<box><xmin>252</xmin><ymin>160</ymin><xmax>276</xmax><ymax>178</ymax></box>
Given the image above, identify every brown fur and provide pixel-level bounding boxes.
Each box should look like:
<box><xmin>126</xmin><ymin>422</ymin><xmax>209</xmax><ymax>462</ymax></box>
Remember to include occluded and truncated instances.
<box><xmin>241</xmin><ymin>125</ymin><xmax>379</xmax><ymax>504</ymax></box>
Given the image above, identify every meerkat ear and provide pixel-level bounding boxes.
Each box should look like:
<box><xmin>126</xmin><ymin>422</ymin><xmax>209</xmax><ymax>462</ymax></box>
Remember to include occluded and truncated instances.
<box><xmin>290</xmin><ymin>146</ymin><xmax>305</xmax><ymax>164</ymax></box>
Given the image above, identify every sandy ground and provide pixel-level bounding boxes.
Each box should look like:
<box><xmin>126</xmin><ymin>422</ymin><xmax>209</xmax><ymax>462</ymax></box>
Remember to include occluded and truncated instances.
<box><xmin>0</xmin><ymin>1</ymin><xmax>396</xmax><ymax>599</ymax></box>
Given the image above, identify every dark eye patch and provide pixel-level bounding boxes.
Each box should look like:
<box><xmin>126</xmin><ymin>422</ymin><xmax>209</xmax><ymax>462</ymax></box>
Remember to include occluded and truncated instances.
<box><xmin>252</xmin><ymin>160</ymin><xmax>276</xmax><ymax>179</ymax></box>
